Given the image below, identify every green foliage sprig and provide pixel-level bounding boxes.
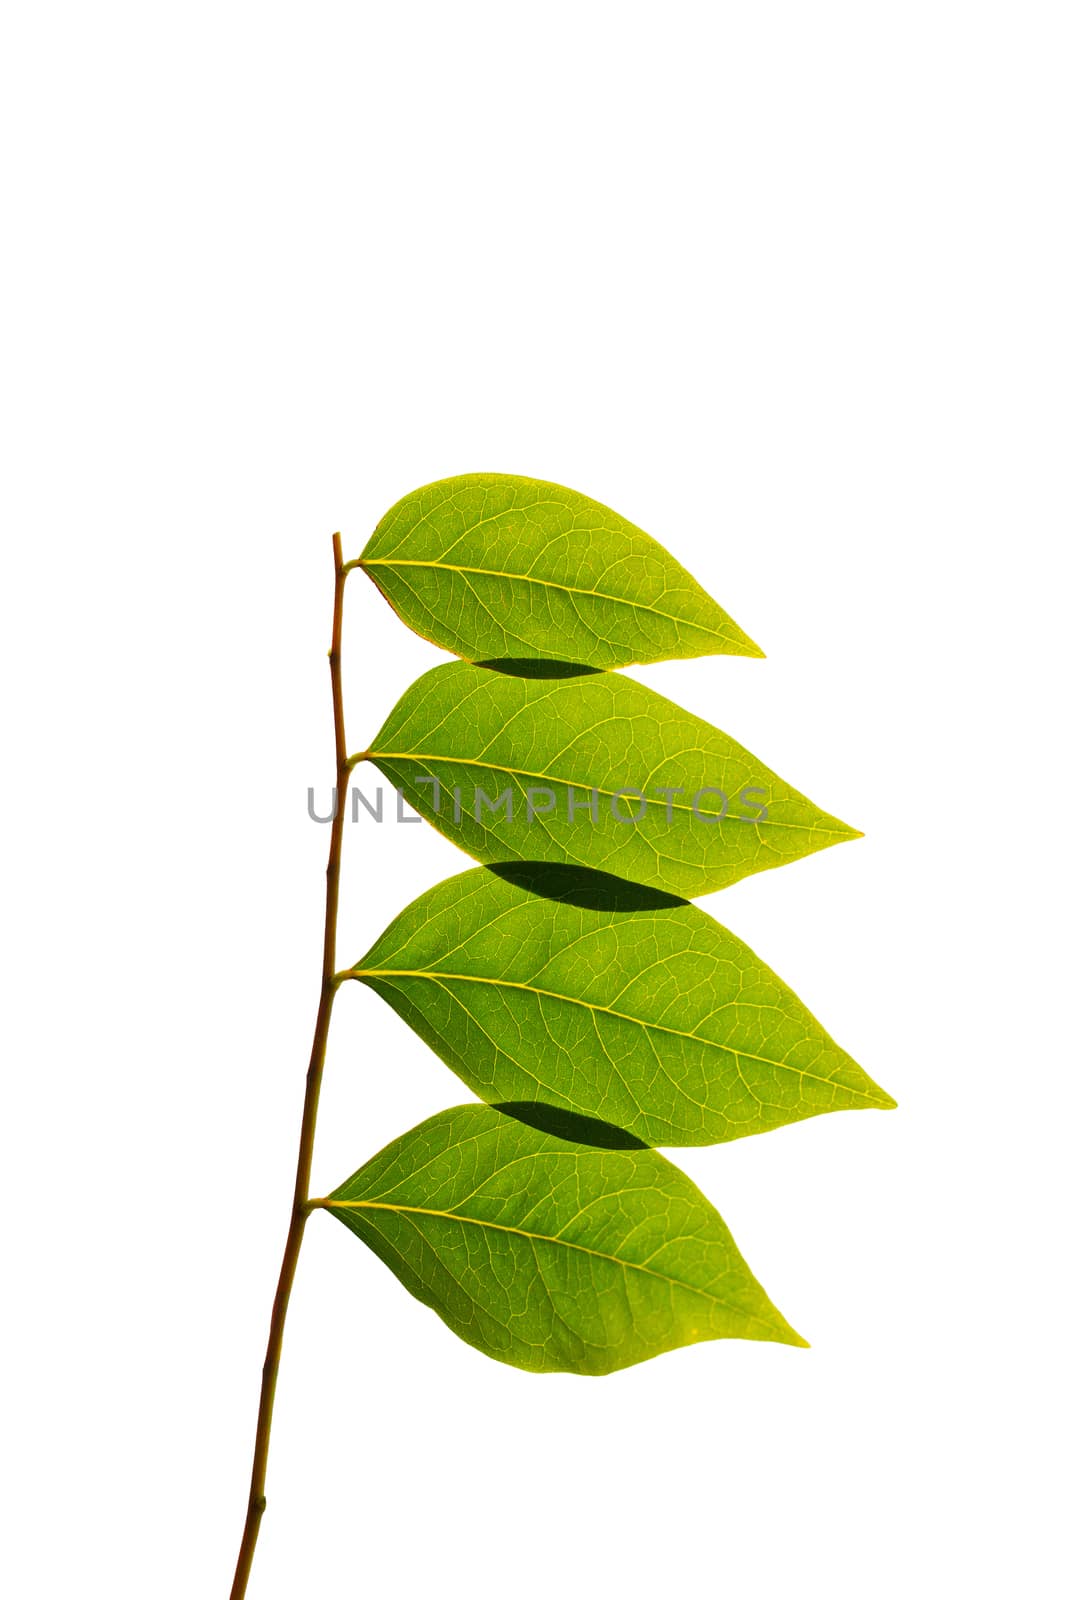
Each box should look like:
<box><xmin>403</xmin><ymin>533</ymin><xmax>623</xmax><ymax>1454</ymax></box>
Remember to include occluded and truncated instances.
<box><xmin>230</xmin><ymin>473</ymin><xmax>894</xmax><ymax>1598</ymax></box>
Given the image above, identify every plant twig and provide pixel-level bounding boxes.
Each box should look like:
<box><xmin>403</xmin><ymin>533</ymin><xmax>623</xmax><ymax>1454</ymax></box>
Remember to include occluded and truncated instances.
<box><xmin>229</xmin><ymin>533</ymin><xmax>350</xmax><ymax>1599</ymax></box>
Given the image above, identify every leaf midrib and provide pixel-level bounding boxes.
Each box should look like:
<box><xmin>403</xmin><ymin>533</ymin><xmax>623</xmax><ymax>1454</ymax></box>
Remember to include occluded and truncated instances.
<box><xmin>367</xmin><ymin>752</ymin><xmax>852</xmax><ymax>837</ymax></box>
<box><xmin>326</xmin><ymin>1196</ymin><xmax>788</xmax><ymax>1334</ymax></box>
<box><xmin>354</xmin><ymin>966</ymin><xmax>884</xmax><ymax>1103</ymax></box>
<box><xmin>360</xmin><ymin>558</ymin><xmax>732</xmax><ymax>639</ymax></box>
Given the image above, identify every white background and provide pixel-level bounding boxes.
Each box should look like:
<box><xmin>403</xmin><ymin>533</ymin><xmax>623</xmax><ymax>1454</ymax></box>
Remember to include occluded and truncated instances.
<box><xmin>2</xmin><ymin>5</ymin><xmax>1064</xmax><ymax>1597</ymax></box>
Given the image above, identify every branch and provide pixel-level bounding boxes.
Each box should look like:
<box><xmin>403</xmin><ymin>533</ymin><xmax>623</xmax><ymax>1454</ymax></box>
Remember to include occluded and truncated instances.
<box><xmin>229</xmin><ymin>532</ymin><xmax>351</xmax><ymax>1599</ymax></box>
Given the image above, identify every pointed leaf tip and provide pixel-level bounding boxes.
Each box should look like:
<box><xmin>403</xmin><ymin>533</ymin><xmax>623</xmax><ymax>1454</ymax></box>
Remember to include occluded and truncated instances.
<box><xmin>369</xmin><ymin>663</ymin><xmax>862</xmax><ymax>898</ymax></box>
<box><xmin>360</xmin><ymin>473</ymin><xmax>762</xmax><ymax>671</ymax></box>
<box><xmin>326</xmin><ymin>1104</ymin><xmax>804</xmax><ymax>1374</ymax></box>
<box><xmin>352</xmin><ymin>866</ymin><xmax>897</xmax><ymax>1146</ymax></box>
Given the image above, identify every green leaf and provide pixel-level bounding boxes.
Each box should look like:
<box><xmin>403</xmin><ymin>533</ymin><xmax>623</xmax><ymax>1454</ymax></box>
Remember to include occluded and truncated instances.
<box><xmin>357</xmin><ymin>473</ymin><xmax>762</xmax><ymax>669</ymax></box>
<box><xmin>322</xmin><ymin>1103</ymin><xmax>805</xmax><ymax>1374</ymax></box>
<box><xmin>363</xmin><ymin>661</ymin><xmax>860</xmax><ymax>897</ymax></box>
<box><xmin>345</xmin><ymin>865</ymin><xmax>895</xmax><ymax>1147</ymax></box>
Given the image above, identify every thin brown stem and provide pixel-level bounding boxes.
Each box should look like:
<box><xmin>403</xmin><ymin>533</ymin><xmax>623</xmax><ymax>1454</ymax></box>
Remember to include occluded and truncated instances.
<box><xmin>229</xmin><ymin>532</ymin><xmax>351</xmax><ymax>1599</ymax></box>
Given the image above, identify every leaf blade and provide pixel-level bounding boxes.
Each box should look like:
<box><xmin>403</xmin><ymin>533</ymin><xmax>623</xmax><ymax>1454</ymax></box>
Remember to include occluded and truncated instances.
<box><xmin>324</xmin><ymin>1103</ymin><xmax>804</xmax><ymax>1374</ymax></box>
<box><xmin>366</xmin><ymin>661</ymin><xmax>859</xmax><ymax>897</ymax></box>
<box><xmin>349</xmin><ymin>865</ymin><xmax>894</xmax><ymax>1147</ymax></box>
<box><xmin>359</xmin><ymin>473</ymin><xmax>762</xmax><ymax>669</ymax></box>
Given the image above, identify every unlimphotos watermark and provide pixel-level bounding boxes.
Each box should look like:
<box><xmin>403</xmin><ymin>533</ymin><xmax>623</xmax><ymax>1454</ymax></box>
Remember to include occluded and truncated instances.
<box><xmin>307</xmin><ymin>779</ymin><xmax>769</xmax><ymax>825</ymax></box>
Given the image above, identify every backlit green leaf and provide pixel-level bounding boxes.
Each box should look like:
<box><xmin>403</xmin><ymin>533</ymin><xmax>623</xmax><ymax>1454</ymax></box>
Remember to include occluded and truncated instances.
<box><xmin>323</xmin><ymin>1102</ymin><xmax>805</xmax><ymax>1374</ymax></box>
<box><xmin>344</xmin><ymin>865</ymin><xmax>895</xmax><ymax>1146</ymax></box>
<box><xmin>357</xmin><ymin>473</ymin><xmax>761</xmax><ymax>669</ymax></box>
<box><xmin>362</xmin><ymin>662</ymin><xmax>860</xmax><ymax>897</ymax></box>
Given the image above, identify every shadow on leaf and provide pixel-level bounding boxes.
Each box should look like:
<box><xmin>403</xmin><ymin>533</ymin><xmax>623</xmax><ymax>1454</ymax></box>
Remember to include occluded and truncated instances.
<box><xmin>489</xmin><ymin>861</ymin><xmax>688</xmax><ymax>912</ymax></box>
<box><xmin>494</xmin><ymin>1101</ymin><xmax>648</xmax><ymax>1150</ymax></box>
<box><xmin>474</xmin><ymin>658</ymin><xmax>603</xmax><ymax>679</ymax></box>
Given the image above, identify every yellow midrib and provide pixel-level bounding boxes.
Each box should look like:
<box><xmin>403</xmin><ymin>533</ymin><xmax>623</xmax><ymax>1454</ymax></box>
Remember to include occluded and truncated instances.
<box><xmin>326</xmin><ymin>1196</ymin><xmax>789</xmax><ymax>1335</ymax></box>
<box><xmin>364</xmin><ymin>752</ymin><xmax>856</xmax><ymax>838</ymax></box>
<box><xmin>355</xmin><ymin>967</ymin><xmax>884</xmax><ymax>1103</ymax></box>
<box><xmin>360</xmin><ymin>557</ymin><xmax>735</xmax><ymax>639</ymax></box>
